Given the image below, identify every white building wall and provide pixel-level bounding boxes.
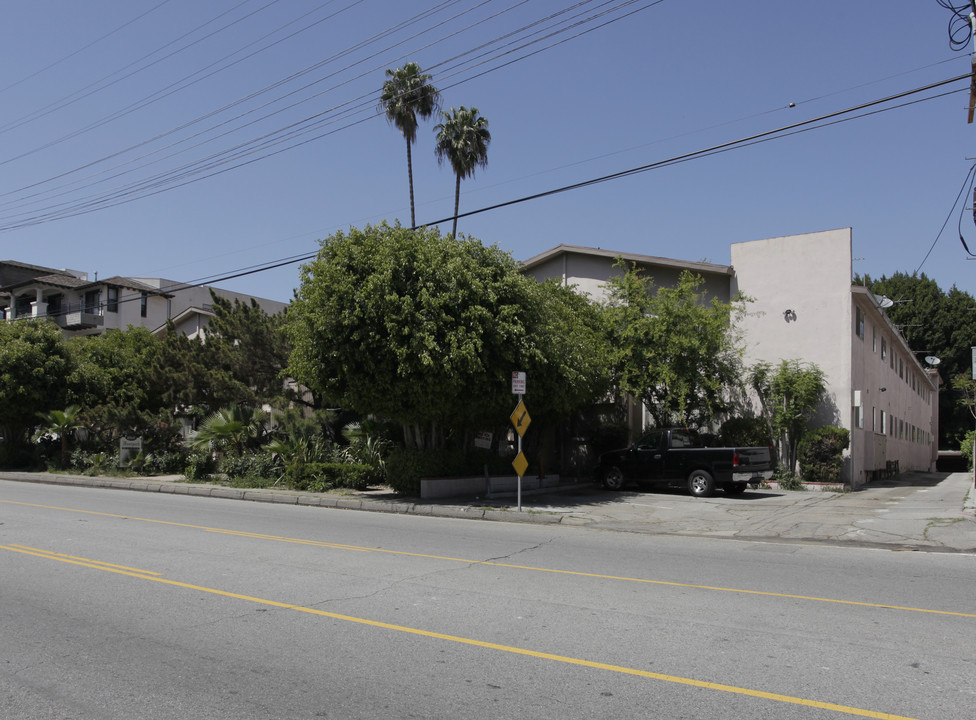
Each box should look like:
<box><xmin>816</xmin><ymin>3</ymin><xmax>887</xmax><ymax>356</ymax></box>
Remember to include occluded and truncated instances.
<box><xmin>730</xmin><ymin>228</ymin><xmax>853</xmax><ymax>430</ymax></box>
<box><xmin>730</xmin><ymin>229</ymin><xmax>938</xmax><ymax>484</ymax></box>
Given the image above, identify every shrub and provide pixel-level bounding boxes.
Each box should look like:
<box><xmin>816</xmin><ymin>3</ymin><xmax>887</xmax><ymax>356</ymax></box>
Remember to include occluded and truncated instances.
<box><xmin>772</xmin><ymin>468</ymin><xmax>804</xmax><ymax>491</ymax></box>
<box><xmin>283</xmin><ymin>462</ymin><xmax>373</xmax><ymax>492</ymax></box>
<box><xmin>140</xmin><ymin>449</ymin><xmax>190</xmax><ymax>475</ymax></box>
<box><xmin>384</xmin><ymin>447</ymin><xmax>474</xmax><ymax>496</ymax></box>
<box><xmin>220</xmin><ymin>453</ymin><xmax>280</xmax><ymax>480</ymax></box>
<box><xmin>382</xmin><ymin>447</ymin><xmax>519</xmax><ymax>496</ymax></box>
<box><xmin>70</xmin><ymin>448</ymin><xmax>116</xmax><ymax>475</ymax></box>
<box><xmin>798</xmin><ymin>426</ymin><xmax>850</xmax><ymax>483</ymax></box>
<box><xmin>961</xmin><ymin>430</ymin><xmax>975</xmax><ymax>471</ymax></box>
<box><xmin>719</xmin><ymin>417</ymin><xmax>771</xmax><ymax>448</ymax></box>
<box><xmin>183</xmin><ymin>451</ymin><xmax>217</xmax><ymax>482</ymax></box>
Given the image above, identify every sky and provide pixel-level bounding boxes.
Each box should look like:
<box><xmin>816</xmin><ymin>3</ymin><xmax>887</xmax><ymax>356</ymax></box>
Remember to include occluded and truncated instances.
<box><xmin>2</xmin><ymin>0</ymin><xmax>976</xmax><ymax>304</ymax></box>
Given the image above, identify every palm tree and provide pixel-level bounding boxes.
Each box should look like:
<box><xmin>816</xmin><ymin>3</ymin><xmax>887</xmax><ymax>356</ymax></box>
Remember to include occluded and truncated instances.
<box><xmin>434</xmin><ymin>106</ymin><xmax>491</xmax><ymax>237</ymax></box>
<box><xmin>191</xmin><ymin>406</ymin><xmax>265</xmax><ymax>457</ymax></box>
<box><xmin>379</xmin><ymin>62</ymin><xmax>440</xmax><ymax>228</ymax></box>
<box><xmin>36</xmin><ymin>405</ymin><xmax>84</xmax><ymax>468</ymax></box>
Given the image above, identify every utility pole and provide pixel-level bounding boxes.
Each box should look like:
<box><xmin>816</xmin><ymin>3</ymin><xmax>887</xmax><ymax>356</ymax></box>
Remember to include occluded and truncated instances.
<box><xmin>969</xmin><ymin>2</ymin><xmax>976</xmax><ymax>122</ymax></box>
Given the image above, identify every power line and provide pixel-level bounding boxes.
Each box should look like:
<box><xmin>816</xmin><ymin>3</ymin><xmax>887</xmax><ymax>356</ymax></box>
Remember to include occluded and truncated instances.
<box><xmin>418</xmin><ymin>73</ymin><xmax>973</xmax><ymax>230</ymax></box>
<box><xmin>0</xmin><ymin>0</ymin><xmax>657</xmax><ymax>230</ymax></box>
<box><xmin>127</xmin><ymin>71</ymin><xmax>976</xmax><ymax>292</ymax></box>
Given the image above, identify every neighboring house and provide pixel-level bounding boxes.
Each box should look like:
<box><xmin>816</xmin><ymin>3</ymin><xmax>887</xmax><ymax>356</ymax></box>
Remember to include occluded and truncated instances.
<box><xmin>0</xmin><ymin>261</ymin><xmax>287</xmax><ymax>339</ymax></box>
<box><xmin>520</xmin><ymin>229</ymin><xmax>939</xmax><ymax>487</ymax></box>
<box><xmin>0</xmin><ymin>261</ymin><xmax>173</xmax><ymax>337</ymax></box>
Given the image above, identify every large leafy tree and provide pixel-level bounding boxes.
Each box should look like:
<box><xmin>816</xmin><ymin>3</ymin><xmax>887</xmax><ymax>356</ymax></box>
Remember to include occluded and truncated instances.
<box><xmin>285</xmin><ymin>222</ymin><xmax>609</xmax><ymax>449</ymax></box>
<box><xmin>859</xmin><ymin>272</ymin><xmax>976</xmax><ymax>446</ymax></box>
<box><xmin>603</xmin><ymin>264</ymin><xmax>748</xmax><ymax>429</ymax></box>
<box><xmin>0</xmin><ymin>319</ymin><xmax>72</xmax><ymax>462</ymax></box>
<box><xmin>749</xmin><ymin>359</ymin><xmax>827</xmax><ymax>473</ymax></box>
<box><xmin>67</xmin><ymin>327</ymin><xmax>171</xmax><ymax>441</ymax></box>
<box><xmin>434</xmin><ymin>106</ymin><xmax>490</xmax><ymax>237</ymax></box>
<box><xmin>380</xmin><ymin>62</ymin><xmax>440</xmax><ymax>228</ymax></box>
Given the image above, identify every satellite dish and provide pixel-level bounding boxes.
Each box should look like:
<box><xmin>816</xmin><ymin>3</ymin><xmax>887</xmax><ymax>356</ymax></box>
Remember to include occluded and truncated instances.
<box><xmin>877</xmin><ymin>296</ymin><xmax>894</xmax><ymax>309</ymax></box>
<box><xmin>925</xmin><ymin>356</ymin><xmax>941</xmax><ymax>366</ymax></box>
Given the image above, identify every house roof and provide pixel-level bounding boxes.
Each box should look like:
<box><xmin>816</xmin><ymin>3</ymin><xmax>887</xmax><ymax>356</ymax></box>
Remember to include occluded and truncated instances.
<box><xmin>1</xmin><ymin>271</ymin><xmax>173</xmax><ymax>297</ymax></box>
<box><xmin>151</xmin><ymin>306</ymin><xmax>215</xmax><ymax>336</ymax></box>
<box><xmin>519</xmin><ymin>244</ymin><xmax>734</xmax><ymax>277</ymax></box>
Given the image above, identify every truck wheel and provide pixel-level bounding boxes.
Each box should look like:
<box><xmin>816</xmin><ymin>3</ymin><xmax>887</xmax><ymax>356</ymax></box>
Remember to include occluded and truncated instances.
<box><xmin>602</xmin><ymin>467</ymin><xmax>626</xmax><ymax>491</ymax></box>
<box><xmin>725</xmin><ymin>483</ymin><xmax>747</xmax><ymax>496</ymax></box>
<box><xmin>687</xmin><ymin>469</ymin><xmax>715</xmax><ymax>497</ymax></box>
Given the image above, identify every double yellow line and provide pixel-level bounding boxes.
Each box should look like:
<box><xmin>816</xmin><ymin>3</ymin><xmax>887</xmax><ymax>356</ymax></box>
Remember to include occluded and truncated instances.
<box><xmin>3</xmin><ymin>499</ymin><xmax>973</xmax><ymax>619</ymax></box>
<box><xmin>1</xmin><ymin>541</ymin><xmax>919</xmax><ymax>720</ymax></box>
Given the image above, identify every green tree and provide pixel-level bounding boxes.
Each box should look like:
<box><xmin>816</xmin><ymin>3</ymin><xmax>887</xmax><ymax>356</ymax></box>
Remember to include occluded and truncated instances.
<box><xmin>150</xmin><ymin>322</ymin><xmax>251</xmax><ymax>422</ymax></box>
<box><xmin>67</xmin><ymin>327</ymin><xmax>171</xmax><ymax>442</ymax></box>
<box><xmin>35</xmin><ymin>405</ymin><xmax>84</xmax><ymax>468</ymax></box>
<box><xmin>285</xmin><ymin>222</ymin><xmax>609</xmax><ymax>450</ymax></box>
<box><xmin>859</xmin><ymin>272</ymin><xmax>976</xmax><ymax>447</ymax></box>
<box><xmin>434</xmin><ymin>106</ymin><xmax>490</xmax><ymax>237</ymax></box>
<box><xmin>603</xmin><ymin>263</ymin><xmax>747</xmax><ymax>429</ymax></box>
<box><xmin>380</xmin><ymin>62</ymin><xmax>440</xmax><ymax>228</ymax></box>
<box><xmin>749</xmin><ymin>359</ymin><xmax>827</xmax><ymax>473</ymax></box>
<box><xmin>0</xmin><ymin>320</ymin><xmax>73</xmax><ymax>463</ymax></box>
<box><xmin>204</xmin><ymin>292</ymin><xmax>291</xmax><ymax>407</ymax></box>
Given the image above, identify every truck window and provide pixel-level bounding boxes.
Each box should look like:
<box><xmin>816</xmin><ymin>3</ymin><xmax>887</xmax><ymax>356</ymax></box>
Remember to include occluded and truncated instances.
<box><xmin>636</xmin><ymin>431</ymin><xmax>663</xmax><ymax>450</ymax></box>
<box><xmin>671</xmin><ymin>431</ymin><xmax>691</xmax><ymax>448</ymax></box>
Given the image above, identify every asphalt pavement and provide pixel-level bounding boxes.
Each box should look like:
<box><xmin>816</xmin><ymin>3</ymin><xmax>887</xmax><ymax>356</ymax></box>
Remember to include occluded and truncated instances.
<box><xmin>1</xmin><ymin>469</ymin><xmax>974</xmax><ymax>553</ymax></box>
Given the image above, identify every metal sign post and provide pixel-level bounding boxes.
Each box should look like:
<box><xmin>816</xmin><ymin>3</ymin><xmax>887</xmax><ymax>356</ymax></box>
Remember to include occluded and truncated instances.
<box><xmin>510</xmin><ymin>372</ymin><xmax>529</xmax><ymax>511</ymax></box>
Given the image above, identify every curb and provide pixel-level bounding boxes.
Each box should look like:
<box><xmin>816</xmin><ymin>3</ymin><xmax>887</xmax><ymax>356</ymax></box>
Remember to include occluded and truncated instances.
<box><xmin>0</xmin><ymin>471</ymin><xmax>570</xmax><ymax>525</ymax></box>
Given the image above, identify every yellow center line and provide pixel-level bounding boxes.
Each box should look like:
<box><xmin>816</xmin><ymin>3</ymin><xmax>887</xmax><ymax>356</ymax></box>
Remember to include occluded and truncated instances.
<box><xmin>8</xmin><ymin>544</ymin><xmax>161</xmax><ymax>575</ymax></box>
<box><xmin>0</xmin><ymin>542</ymin><xmax>918</xmax><ymax>720</ymax></box>
<box><xmin>2</xmin><ymin>499</ymin><xmax>972</xmax><ymax>618</ymax></box>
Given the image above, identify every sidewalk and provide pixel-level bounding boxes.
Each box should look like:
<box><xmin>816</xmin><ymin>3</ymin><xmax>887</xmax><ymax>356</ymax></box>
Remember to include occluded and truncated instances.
<box><xmin>2</xmin><ymin>469</ymin><xmax>974</xmax><ymax>553</ymax></box>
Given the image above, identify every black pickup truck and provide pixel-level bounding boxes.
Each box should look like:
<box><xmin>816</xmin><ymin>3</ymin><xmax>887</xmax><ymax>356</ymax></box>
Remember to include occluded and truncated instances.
<box><xmin>597</xmin><ymin>428</ymin><xmax>775</xmax><ymax>497</ymax></box>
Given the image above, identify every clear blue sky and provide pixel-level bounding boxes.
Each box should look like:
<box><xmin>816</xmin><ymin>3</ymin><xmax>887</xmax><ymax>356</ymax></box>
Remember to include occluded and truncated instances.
<box><xmin>2</xmin><ymin>0</ymin><xmax>975</xmax><ymax>303</ymax></box>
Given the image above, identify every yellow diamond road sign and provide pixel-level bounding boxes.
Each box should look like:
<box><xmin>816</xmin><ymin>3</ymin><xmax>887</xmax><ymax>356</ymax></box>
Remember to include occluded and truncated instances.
<box><xmin>512</xmin><ymin>451</ymin><xmax>528</xmax><ymax>478</ymax></box>
<box><xmin>510</xmin><ymin>400</ymin><xmax>530</xmax><ymax>438</ymax></box>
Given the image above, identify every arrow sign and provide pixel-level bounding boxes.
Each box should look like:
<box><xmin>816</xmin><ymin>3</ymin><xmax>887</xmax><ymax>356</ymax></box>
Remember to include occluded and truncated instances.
<box><xmin>510</xmin><ymin>400</ymin><xmax>530</xmax><ymax>438</ymax></box>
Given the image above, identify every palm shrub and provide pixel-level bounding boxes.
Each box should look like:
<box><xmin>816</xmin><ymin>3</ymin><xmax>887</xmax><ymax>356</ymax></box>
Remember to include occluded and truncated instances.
<box><xmin>190</xmin><ymin>406</ymin><xmax>266</xmax><ymax>457</ymax></box>
<box><xmin>35</xmin><ymin>405</ymin><xmax>85</xmax><ymax>468</ymax></box>
<box><xmin>798</xmin><ymin>426</ymin><xmax>850</xmax><ymax>483</ymax></box>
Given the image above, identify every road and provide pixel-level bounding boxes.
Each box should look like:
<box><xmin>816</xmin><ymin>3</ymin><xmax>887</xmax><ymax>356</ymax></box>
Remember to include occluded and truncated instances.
<box><xmin>1</xmin><ymin>480</ymin><xmax>973</xmax><ymax>719</ymax></box>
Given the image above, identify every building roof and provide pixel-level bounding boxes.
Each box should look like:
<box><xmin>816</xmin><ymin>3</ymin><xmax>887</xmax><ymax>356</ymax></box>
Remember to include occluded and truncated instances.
<box><xmin>151</xmin><ymin>306</ymin><xmax>215</xmax><ymax>336</ymax></box>
<box><xmin>519</xmin><ymin>244</ymin><xmax>734</xmax><ymax>277</ymax></box>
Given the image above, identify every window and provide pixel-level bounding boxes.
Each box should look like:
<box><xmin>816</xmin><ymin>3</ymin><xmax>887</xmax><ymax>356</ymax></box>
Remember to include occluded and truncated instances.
<box><xmin>107</xmin><ymin>287</ymin><xmax>119</xmax><ymax>313</ymax></box>
<box><xmin>880</xmin><ymin>410</ymin><xmax>887</xmax><ymax>435</ymax></box>
<box><xmin>14</xmin><ymin>293</ymin><xmax>32</xmax><ymax>317</ymax></box>
<box><xmin>140</xmin><ymin>292</ymin><xmax>148</xmax><ymax>318</ymax></box>
<box><xmin>84</xmin><ymin>290</ymin><xmax>100</xmax><ymax>314</ymax></box>
<box><xmin>853</xmin><ymin>405</ymin><xmax>863</xmax><ymax>429</ymax></box>
<box><xmin>855</xmin><ymin>306</ymin><xmax>864</xmax><ymax>339</ymax></box>
<box><xmin>637</xmin><ymin>431</ymin><xmax>664</xmax><ymax>450</ymax></box>
<box><xmin>881</xmin><ymin>337</ymin><xmax>887</xmax><ymax>361</ymax></box>
<box><xmin>46</xmin><ymin>293</ymin><xmax>62</xmax><ymax>316</ymax></box>
<box><xmin>872</xmin><ymin>326</ymin><xmax>877</xmax><ymax>352</ymax></box>
<box><xmin>872</xmin><ymin>406</ymin><xmax>877</xmax><ymax>432</ymax></box>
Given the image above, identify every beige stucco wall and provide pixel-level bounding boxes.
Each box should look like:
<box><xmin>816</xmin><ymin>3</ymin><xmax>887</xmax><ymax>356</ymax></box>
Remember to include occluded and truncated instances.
<box><xmin>730</xmin><ymin>229</ymin><xmax>937</xmax><ymax>484</ymax></box>
<box><xmin>730</xmin><ymin>228</ymin><xmax>853</xmax><ymax>428</ymax></box>
<box><xmin>525</xmin><ymin>249</ymin><xmax>732</xmax><ymax>304</ymax></box>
